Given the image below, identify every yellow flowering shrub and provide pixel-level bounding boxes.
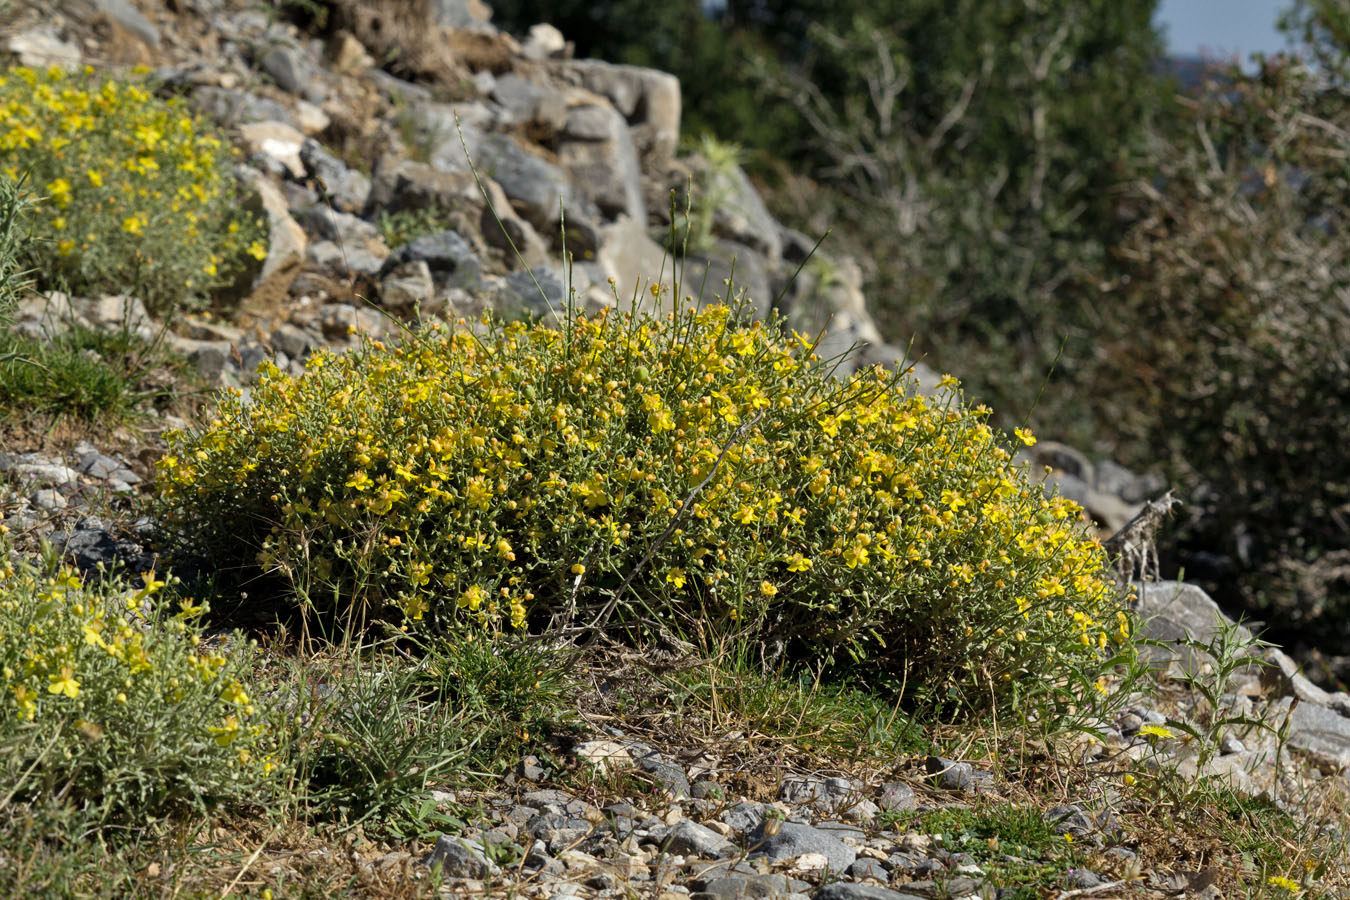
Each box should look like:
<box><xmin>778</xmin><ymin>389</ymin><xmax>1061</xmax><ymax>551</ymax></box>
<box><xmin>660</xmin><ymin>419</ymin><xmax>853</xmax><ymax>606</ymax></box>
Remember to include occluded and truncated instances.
<box><xmin>158</xmin><ymin>303</ymin><xmax>1133</xmax><ymax>714</ymax></box>
<box><xmin>0</xmin><ymin>531</ymin><xmax>269</xmax><ymax>821</ymax></box>
<box><xmin>0</xmin><ymin>66</ymin><xmax>264</xmax><ymax>315</ymax></box>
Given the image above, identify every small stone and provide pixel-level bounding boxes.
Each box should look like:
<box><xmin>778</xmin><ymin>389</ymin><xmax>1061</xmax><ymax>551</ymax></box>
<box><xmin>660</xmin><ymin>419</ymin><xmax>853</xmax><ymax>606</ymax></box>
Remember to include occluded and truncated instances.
<box><xmin>1064</xmin><ymin>869</ymin><xmax>1105</xmax><ymax>889</ymax></box>
<box><xmin>422</xmin><ymin>835</ymin><xmax>500</xmax><ymax>879</ymax></box>
<box><xmin>849</xmin><ymin>858</ymin><xmax>889</xmax><ymax>881</ymax></box>
<box><xmin>31</xmin><ymin>488</ymin><xmax>67</xmax><ymax>511</ymax></box>
<box><xmin>746</xmin><ymin>821</ymin><xmax>856</xmax><ymax>873</ymax></box>
<box><xmin>877</xmin><ymin>782</ymin><xmax>915</xmax><ymax>813</ymax></box>
<box><xmin>639</xmin><ymin>754</ymin><xmax>692</xmax><ymax>800</ymax></box>
<box><xmin>1046</xmin><ymin>805</ymin><xmax>1096</xmax><ymax>838</ymax></box>
<box><xmin>661</xmin><ymin>820</ymin><xmax>735</xmax><ymax>859</ymax></box>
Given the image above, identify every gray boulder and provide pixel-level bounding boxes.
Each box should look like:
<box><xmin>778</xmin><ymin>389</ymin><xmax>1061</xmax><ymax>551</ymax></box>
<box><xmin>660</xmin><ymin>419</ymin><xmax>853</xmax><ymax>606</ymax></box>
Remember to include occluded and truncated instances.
<box><xmin>558</xmin><ymin>105</ymin><xmax>645</xmax><ymax>222</ymax></box>
<box><xmin>554</xmin><ymin>59</ymin><xmax>681</xmax><ymax>162</ymax></box>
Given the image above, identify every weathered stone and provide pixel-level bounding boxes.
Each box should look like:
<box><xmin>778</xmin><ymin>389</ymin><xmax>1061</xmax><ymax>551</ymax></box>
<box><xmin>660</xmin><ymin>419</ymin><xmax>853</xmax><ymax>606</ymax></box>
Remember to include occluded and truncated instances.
<box><xmin>269</xmin><ymin>324</ymin><xmax>319</xmax><ymax>360</ymax></box>
<box><xmin>429</xmin><ymin>0</ymin><xmax>494</xmax><ymax>30</ymax></box>
<box><xmin>379</xmin><ymin>260</ymin><xmax>437</xmax><ymax>314</ymax></box>
<box><xmin>691</xmin><ymin>157</ymin><xmax>782</xmax><ymax>265</ymax></box>
<box><xmin>260</xmin><ymin>43</ymin><xmax>310</xmax><ymax>96</ymax></box>
<box><xmin>471</xmin><ymin>133</ymin><xmax>587</xmax><ymax>231</ymax></box>
<box><xmin>1132</xmin><ymin>581</ymin><xmax>1254</xmax><ymax>672</ymax></box>
<box><xmin>660</xmin><ymin>820</ymin><xmax>736</xmax><ymax>859</ymax></box>
<box><xmin>491</xmin><ymin>74</ymin><xmax>568</xmax><ymax>134</ymax></box>
<box><xmin>680</xmin><ymin>239</ymin><xmax>772</xmax><ymax>317</ymax></box>
<box><xmin>595</xmin><ymin>216</ymin><xmax>673</xmax><ymax>309</ymax></box>
<box><xmin>1287</xmin><ymin>701</ymin><xmax>1350</xmax><ymax>771</ymax></box>
<box><xmin>7</xmin><ymin>29</ymin><xmax>82</xmax><ymax>70</ymax></box>
<box><xmin>521</xmin><ymin>23</ymin><xmax>566</xmax><ymax>60</ymax></box>
<box><xmin>366</xmin><ymin>156</ymin><xmax>478</xmax><ymax>217</ymax></box>
<box><xmin>70</xmin><ymin>295</ymin><xmax>155</xmax><ymax>341</ymax></box>
<box><xmin>638</xmin><ymin>754</ymin><xmax>692</xmax><ymax>800</ymax></box>
<box><xmin>558</xmin><ymin>105</ymin><xmax>645</xmax><ymax>221</ymax></box>
<box><xmin>422</xmin><ymin>835</ymin><xmax>500</xmax><ymax>879</ymax></box>
<box><xmin>60</xmin><ymin>0</ymin><xmax>159</xmax><ymax>48</ymax></box>
<box><xmin>477</xmin><ymin>177</ymin><xmax>551</xmax><ymax>268</ymax></box>
<box><xmin>383</xmin><ymin>230</ymin><xmax>482</xmax><ymax>288</ymax></box>
<box><xmin>239</xmin><ymin>121</ymin><xmax>307</xmax><ymax>178</ymax></box>
<box><xmin>301</xmin><ymin>139</ymin><xmax>371</xmax><ymax>213</ymax></box>
<box><xmin>877</xmin><ymin>782</ymin><xmax>916</xmax><ymax>813</ymax></box>
<box><xmin>745</xmin><ymin>821</ymin><xmax>856</xmax><ymax>873</ymax></box>
<box><xmin>556</xmin><ymin>59</ymin><xmax>681</xmax><ymax>161</ymax></box>
<box><xmin>192</xmin><ymin>87</ymin><xmax>294</xmax><ymax>128</ymax></box>
<box><xmin>814</xmin><ymin>884</ymin><xmax>926</xmax><ymax>900</ymax></box>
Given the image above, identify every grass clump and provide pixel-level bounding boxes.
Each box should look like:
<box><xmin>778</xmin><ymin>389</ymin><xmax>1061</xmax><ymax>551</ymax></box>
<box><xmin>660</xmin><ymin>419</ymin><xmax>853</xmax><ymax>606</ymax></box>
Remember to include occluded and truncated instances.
<box><xmin>376</xmin><ymin>205</ymin><xmax>456</xmax><ymax>249</ymax></box>
<box><xmin>0</xmin><ymin>533</ymin><xmax>270</xmax><ymax>825</ymax></box>
<box><xmin>0</xmin><ymin>322</ymin><xmax>189</xmax><ymax>422</ymax></box>
<box><xmin>0</xmin><ymin>65</ymin><xmax>265</xmax><ymax>316</ymax></box>
<box><xmin>157</xmin><ymin>299</ymin><xmax>1131</xmax><ymax>720</ymax></box>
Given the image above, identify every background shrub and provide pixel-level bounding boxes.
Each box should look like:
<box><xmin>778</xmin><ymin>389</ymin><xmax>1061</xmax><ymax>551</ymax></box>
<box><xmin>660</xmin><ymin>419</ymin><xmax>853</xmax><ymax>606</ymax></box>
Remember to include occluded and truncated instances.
<box><xmin>1081</xmin><ymin>59</ymin><xmax>1350</xmax><ymax>644</ymax></box>
<box><xmin>0</xmin><ymin>536</ymin><xmax>270</xmax><ymax>823</ymax></box>
<box><xmin>0</xmin><ymin>65</ymin><xmax>264</xmax><ymax>316</ymax></box>
<box><xmin>158</xmin><ymin>304</ymin><xmax>1130</xmax><ymax>717</ymax></box>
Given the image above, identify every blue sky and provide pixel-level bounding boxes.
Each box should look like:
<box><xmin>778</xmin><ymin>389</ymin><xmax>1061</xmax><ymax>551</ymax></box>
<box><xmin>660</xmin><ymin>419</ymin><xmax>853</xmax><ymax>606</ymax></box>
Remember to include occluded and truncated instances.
<box><xmin>1155</xmin><ymin>0</ymin><xmax>1290</xmax><ymax>61</ymax></box>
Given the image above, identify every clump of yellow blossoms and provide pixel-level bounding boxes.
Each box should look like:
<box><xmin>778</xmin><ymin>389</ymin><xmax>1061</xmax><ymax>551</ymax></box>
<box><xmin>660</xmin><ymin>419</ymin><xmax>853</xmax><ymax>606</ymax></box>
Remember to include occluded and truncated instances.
<box><xmin>0</xmin><ymin>528</ymin><xmax>268</xmax><ymax>821</ymax></box>
<box><xmin>159</xmin><ymin>303</ymin><xmax>1134</xmax><ymax>715</ymax></box>
<box><xmin>0</xmin><ymin>65</ymin><xmax>264</xmax><ymax>315</ymax></box>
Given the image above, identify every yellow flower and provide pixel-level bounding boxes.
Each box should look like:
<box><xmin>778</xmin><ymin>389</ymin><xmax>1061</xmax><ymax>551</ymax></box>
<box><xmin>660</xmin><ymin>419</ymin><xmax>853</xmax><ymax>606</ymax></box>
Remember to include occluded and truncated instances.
<box><xmin>220</xmin><ymin>680</ymin><xmax>249</xmax><ymax>705</ymax></box>
<box><xmin>1137</xmin><ymin>723</ymin><xmax>1174</xmax><ymax>741</ymax></box>
<box><xmin>458</xmin><ymin>585</ymin><xmax>486</xmax><ymax>611</ymax></box>
<box><xmin>784</xmin><ymin>553</ymin><xmax>812</xmax><ymax>573</ymax></box>
<box><xmin>1267</xmin><ymin>876</ymin><xmax>1301</xmax><ymax>893</ymax></box>
<box><xmin>1014</xmin><ymin>427</ymin><xmax>1036</xmax><ymax>447</ymax></box>
<box><xmin>47</xmin><ymin>665</ymin><xmax>80</xmax><ymax>699</ymax></box>
<box><xmin>665</xmin><ymin>567</ymin><xmax>687</xmax><ymax>589</ymax></box>
<box><xmin>247</xmin><ymin>240</ymin><xmax>267</xmax><ymax>261</ymax></box>
<box><xmin>842</xmin><ymin>543</ymin><xmax>870</xmax><ymax>568</ymax></box>
<box><xmin>86</xmin><ymin>169</ymin><xmax>102</xmax><ymax>186</ymax></box>
<box><xmin>760</xmin><ymin>581</ymin><xmax>777</xmax><ymax>597</ymax></box>
<box><xmin>46</xmin><ymin>177</ymin><xmax>72</xmax><ymax>206</ymax></box>
<box><xmin>121</xmin><ymin>216</ymin><xmax>142</xmax><ymax>235</ymax></box>
<box><xmin>209</xmin><ymin>715</ymin><xmax>240</xmax><ymax>746</ymax></box>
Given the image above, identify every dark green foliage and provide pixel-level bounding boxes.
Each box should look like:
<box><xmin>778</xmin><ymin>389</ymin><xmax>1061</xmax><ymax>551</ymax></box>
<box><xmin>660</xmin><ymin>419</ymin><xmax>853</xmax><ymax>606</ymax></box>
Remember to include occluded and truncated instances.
<box><xmin>1075</xmin><ymin>58</ymin><xmax>1350</xmax><ymax>645</ymax></box>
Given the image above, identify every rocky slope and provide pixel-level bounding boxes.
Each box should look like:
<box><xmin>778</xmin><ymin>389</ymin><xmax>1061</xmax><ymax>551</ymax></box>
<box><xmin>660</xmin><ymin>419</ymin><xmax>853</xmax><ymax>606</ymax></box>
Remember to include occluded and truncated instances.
<box><xmin>3</xmin><ymin>0</ymin><xmax>1350</xmax><ymax>895</ymax></box>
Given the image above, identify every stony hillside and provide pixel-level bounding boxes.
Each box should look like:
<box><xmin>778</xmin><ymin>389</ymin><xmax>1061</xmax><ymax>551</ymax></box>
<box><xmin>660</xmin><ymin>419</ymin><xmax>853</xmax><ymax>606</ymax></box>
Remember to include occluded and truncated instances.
<box><xmin>0</xmin><ymin>1</ymin><xmax>1348</xmax><ymax>897</ymax></box>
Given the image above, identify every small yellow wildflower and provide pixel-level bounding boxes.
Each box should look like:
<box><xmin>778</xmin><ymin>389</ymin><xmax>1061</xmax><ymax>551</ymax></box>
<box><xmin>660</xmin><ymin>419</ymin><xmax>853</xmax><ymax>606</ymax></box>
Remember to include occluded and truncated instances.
<box><xmin>1137</xmin><ymin>723</ymin><xmax>1174</xmax><ymax>741</ymax></box>
<box><xmin>47</xmin><ymin>665</ymin><xmax>80</xmax><ymax>699</ymax></box>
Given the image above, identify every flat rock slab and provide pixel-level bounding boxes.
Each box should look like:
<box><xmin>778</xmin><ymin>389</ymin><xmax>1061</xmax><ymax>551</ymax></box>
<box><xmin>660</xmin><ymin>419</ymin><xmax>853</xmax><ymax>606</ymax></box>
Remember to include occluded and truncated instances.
<box><xmin>815</xmin><ymin>883</ymin><xmax>927</xmax><ymax>900</ymax></box>
<box><xmin>746</xmin><ymin>821</ymin><xmax>856</xmax><ymax>873</ymax></box>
